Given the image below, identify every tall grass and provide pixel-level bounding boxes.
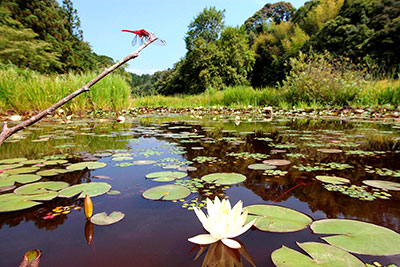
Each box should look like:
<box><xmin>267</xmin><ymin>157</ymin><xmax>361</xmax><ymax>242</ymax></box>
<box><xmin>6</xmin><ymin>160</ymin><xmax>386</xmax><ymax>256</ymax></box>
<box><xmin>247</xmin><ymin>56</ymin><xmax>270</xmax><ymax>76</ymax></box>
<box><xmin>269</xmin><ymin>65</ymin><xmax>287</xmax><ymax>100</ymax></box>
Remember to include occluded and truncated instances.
<box><xmin>0</xmin><ymin>64</ymin><xmax>131</xmax><ymax>113</ymax></box>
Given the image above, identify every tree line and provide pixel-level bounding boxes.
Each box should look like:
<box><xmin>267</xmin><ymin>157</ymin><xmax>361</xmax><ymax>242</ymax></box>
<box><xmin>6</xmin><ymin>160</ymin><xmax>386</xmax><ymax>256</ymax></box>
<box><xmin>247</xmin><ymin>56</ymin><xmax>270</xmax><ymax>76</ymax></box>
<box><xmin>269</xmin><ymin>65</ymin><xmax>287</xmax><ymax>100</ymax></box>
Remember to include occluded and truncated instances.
<box><xmin>0</xmin><ymin>0</ymin><xmax>115</xmax><ymax>73</ymax></box>
<box><xmin>134</xmin><ymin>0</ymin><xmax>399</xmax><ymax>95</ymax></box>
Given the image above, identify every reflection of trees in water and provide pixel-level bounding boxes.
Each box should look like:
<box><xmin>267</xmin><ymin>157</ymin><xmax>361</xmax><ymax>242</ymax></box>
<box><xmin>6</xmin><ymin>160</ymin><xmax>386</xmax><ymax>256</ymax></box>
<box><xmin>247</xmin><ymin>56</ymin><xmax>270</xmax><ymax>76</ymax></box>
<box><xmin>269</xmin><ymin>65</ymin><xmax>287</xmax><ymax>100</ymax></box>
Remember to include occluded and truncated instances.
<box><xmin>156</xmin><ymin>119</ymin><xmax>400</xmax><ymax>232</ymax></box>
<box><xmin>0</xmin><ymin>169</ymin><xmax>90</xmax><ymax>230</ymax></box>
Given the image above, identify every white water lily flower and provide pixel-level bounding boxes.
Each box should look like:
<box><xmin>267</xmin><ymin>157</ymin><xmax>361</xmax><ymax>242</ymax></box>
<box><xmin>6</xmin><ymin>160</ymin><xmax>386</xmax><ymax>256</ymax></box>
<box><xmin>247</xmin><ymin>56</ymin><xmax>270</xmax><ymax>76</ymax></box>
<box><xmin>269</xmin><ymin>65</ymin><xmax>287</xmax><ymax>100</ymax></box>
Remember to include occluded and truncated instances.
<box><xmin>188</xmin><ymin>197</ymin><xmax>255</xmax><ymax>249</ymax></box>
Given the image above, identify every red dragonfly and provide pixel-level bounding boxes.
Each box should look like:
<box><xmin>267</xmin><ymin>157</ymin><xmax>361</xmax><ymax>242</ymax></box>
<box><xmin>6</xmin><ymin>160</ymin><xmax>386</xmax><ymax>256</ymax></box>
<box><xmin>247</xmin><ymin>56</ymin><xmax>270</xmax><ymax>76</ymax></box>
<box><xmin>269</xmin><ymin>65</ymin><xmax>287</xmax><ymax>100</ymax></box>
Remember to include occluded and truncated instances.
<box><xmin>122</xmin><ymin>29</ymin><xmax>166</xmax><ymax>47</ymax></box>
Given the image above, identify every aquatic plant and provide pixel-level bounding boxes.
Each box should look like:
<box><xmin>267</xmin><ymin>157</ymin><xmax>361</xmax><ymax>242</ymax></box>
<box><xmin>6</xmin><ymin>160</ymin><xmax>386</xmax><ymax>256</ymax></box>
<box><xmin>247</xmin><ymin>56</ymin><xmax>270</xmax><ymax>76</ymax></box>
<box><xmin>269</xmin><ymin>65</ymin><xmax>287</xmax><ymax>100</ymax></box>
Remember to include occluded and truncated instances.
<box><xmin>188</xmin><ymin>197</ymin><xmax>255</xmax><ymax>249</ymax></box>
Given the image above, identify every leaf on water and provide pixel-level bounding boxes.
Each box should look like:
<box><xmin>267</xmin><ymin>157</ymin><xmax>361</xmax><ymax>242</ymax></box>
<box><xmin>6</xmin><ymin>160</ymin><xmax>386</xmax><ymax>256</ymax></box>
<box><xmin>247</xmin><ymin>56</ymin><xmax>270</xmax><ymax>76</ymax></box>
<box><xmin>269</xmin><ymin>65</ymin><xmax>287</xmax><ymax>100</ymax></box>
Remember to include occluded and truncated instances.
<box><xmin>19</xmin><ymin>249</ymin><xmax>41</xmax><ymax>267</ymax></box>
<box><xmin>14</xmin><ymin>181</ymin><xmax>69</xmax><ymax>195</ymax></box>
<box><xmin>317</xmin><ymin>148</ymin><xmax>343</xmax><ymax>153</ymax></box>
<box><xmin>271</xmin><ymin>242</ymin><xmax>364</xmax><ymax>266</ymax></box>
<box><xmin>142</xmin><ymin>184</ymin><xmax>191</xmax><ymax>200</ymax></box>
<box><xmin>201</xmin><ymin>173</ymin><xmax>246</xmax><ymax>185</ymax></box>
<box><xmin>311</xmin><ymin>219</ymin><xmax>400</xmax><ymax>255</ymax></box>
<box><xmin>245</xmin><ymin>204</ymin><xmax>312</xmax><ymax>232</ymax></box>
<box><xmin>362</xmin><ymin>180</ymin><xmax>400</xmax><ymax>191</ymax></box>
<box><xmin>90</xmin><ymin>211</ymin><xmax>125</xmax><ymax>225</ymax></box>
<box><xmin>66</xmin><ymin>161</ymin><xmax>107</xmax><ymax>171</ymax></box>
<box><xmin>58</xmin><ymin>182</ymin><xmax>111</xmax><ymax>198</ymax></box>
<box><xmin>145</xmin><ymin>171</ymin><xmax>187</xmax><ymax>182</ymax></box>
<box><xmin>0</xmin><ymin>174</ymin><xmax>42</xmax><ymax>187</ymax></box>
<box><xmin>316</xmin><ymin>175</ymin><xmax>350</xmax><ymax>185</ymax></box>
<box><xmin>248</xmin><ymin>163</ymin><xmax>276</xmax><ymax>170</ymax></box>
<box><xmin>262</xmin><ymin>159</ymin><xmax>291</xmax><ymax>166</ymax></box>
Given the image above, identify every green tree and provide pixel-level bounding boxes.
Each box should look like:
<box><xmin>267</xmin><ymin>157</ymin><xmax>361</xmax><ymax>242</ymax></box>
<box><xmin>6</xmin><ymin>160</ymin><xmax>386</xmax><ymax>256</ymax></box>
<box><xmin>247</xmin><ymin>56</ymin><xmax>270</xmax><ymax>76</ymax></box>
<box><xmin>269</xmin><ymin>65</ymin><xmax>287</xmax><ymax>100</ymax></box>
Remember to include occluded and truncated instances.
<box><xmin>185</xmin><ymin>7</ymin><xmax>225</xmax><ymax>51</ymax></box>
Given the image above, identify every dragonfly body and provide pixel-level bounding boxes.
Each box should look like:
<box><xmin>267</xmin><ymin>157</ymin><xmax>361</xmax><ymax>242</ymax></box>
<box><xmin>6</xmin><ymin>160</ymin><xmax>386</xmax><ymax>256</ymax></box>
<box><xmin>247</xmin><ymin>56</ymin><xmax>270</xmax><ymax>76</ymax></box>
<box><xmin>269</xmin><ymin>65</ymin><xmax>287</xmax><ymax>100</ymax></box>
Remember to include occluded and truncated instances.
<box><xmin>122</xmin><ymin>29</ymin><xmax>166</xmax><ymax>47</ymax></box>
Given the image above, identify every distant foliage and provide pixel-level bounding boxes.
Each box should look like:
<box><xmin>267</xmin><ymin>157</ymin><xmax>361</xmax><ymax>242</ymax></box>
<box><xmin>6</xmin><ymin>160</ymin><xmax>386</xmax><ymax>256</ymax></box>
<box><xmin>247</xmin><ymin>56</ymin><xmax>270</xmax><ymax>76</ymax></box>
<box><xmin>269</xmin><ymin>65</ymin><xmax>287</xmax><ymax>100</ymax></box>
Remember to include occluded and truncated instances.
<box><xmin>0</xmin><ymin>0</ymin><xmax>115</xmax><ymax>73</ymax></box>
<box><xmin>280</xmin><ymin>51</ymin><xmax>367</xmax><ymax>106</ymax></box>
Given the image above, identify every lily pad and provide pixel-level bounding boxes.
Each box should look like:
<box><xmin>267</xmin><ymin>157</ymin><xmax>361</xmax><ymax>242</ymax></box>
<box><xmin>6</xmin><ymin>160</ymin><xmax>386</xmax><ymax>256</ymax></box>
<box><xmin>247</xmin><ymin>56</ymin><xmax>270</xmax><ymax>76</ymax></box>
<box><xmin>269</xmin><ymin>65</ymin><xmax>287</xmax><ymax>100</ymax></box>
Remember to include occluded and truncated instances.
<box><xmin>112</xmin><ymin>157</ymin><xmax>133</xmax><ymax>161</ymax></box>
<box><xmin>66</xmin><ymin>161</ymin><xmax>107</xmax><ymax>171</ymax></box>
<box><xmin>4</xmin><ymin>167</ymin><xmax>40</xmax><ymax>175</ymax></box>
<box><xmin>131</xmin><ymin>160</ymin><xmax>157</xmax><ymax>165</ymax></box>
<box><xmin>145</xmin><ymin>171</ymin><xmax>187</xmax><ymax>182</ymax></box>
<box><xmin>0</xmin><ymin>174</ymin><xmax>42</xmax><ymax>187</ymax></box>
<box><xmin>58</xmin><ymin>182</ymin><xmax>111</xmax><ymax>198</ymax></box>
<box><xmin>142</xmin><ymin>184</ymin><xmax>190</xmax><ymax>200</ymax></box>
<box><xmin>271</xmin><ymin>242</ymin><xmax>365</xmax><ymax>267</ymax></box>
<box><xmin>107</xmin><ymin>190</ymin><xmax>121</xmax><ymax>195</ymax></box>
<box><xmin>311</xmin><ymin>219</ymin><xmax>400</xmax><ymax>255</ymax></box>
<box><xmin>317</xmin><ymin>148</ymin><xmax>343</xmax><ymax>153</ymax></box>
<box><xmin>36</xmin><ymin>169</ymin><xmax>68</xmax><ymax>176</ymax></box>
<box><xmin>90</xmin><ymin>211</ymin><xmax>125</xmax><ymax>225</ymax></box>
<box><xmin>0</xmin><ymin>158</ymin><xmax>27</xmax><ymax>164</ymax></box>
<box><xmin>177</xmin><ymin>166</ymin><xmax>197</xmax><ymax>172</ymax></box>
<box><xmin>262</xmin><ymin>159</ymin><xmax>291</xmax><ymax>166</ymax></box>
<box><xmin>245</xmin><ymin>204</ymin><xmax>312</xmax><ymax>232</ymax></box>
<box><xmin>248</xmin><ymin>163</ymin><xmax>276</xmax><ymax>170</ymax></box>
<box><xmin>316</xmin><ymin>175</ymin><xmax>350</xmax><ymax>185</ymax></box>
<box><xmin>201</xmin><ymin>173</ymin><xmax>246</xmax><ymax>185</ymax></box>
<box><xmin>14</xmin><ymin>181</ymin><xmax>69</xmax><ymax>195</ymax></box>
<box><xmin>362</xmin><ymin>180</ymin><xmax>400</xmax><ymax>191</ymax></box>
<box><xmin>0</xmin><ymin>191</ymin><xmax>59</xmax><ymax>212</ymax></box>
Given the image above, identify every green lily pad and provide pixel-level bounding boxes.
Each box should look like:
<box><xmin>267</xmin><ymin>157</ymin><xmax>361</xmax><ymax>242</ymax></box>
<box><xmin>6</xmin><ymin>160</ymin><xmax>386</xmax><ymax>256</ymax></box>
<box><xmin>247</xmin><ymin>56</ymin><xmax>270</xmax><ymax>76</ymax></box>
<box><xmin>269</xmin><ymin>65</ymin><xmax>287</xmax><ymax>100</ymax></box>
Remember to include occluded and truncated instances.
<box><xmin>145</xmin><ymin>171</ymin><xmax>187</xmax><ymax>182</ymax></box>
<box><xmin>42</xmin><ymin>159</ymin><xmax>68</xmax><ymax>166</ymax></box>
<box><xmin>112</xmin><ymin>157</ymin><xmax>133</xmax><ymax>161</ymax></box>
<box><xmin>311</xmin><ymin>219</ymin><xmax>400</xmax><ymax>255</ymax></box>
<box><xmin>316</xmin><ymin>175</ymin><xmax>350</xmax><ymax>185</ymax></box>
<box><xmin>107</xmin><ymin>189</ymin><xmax>121</xmax><ymax>195</ymax></box>
<box><xmin>14</xmin><ymin>181</ymin><xmax>69</xmax><ymax>195</ymax></box>
<box><xmin>0</xmin><ymin>174</ymin><xmax>42</xmax><ymax>187</ymax></box>
<box><xmin>4</xmin><ymin>167</ymin><xmax>40</xmax><ymax>175</ymax></box>
<box><xmin>90</xmin><ymin>211</ymin><xmax>125</xmax><ymax>225</ymax></box>
<box><xmin>317</xmin><ymin>148</ymin><xmax>343</xmax><ymax>153</ymax></box>
<box><xmin>0</xmin><ymin>158</ymin><xmax>27</xmax><ymax>164</ymax></box>
<box><xmin>66</xmin><ymin>161</ymin><xmax>107</xmax><ymax>171</ymax></box>
<box><xmin>245</xmin><ymin>205</ymin><xmax>312</xmax><ymax>232</ymax></box>
<box><xmin>0</xmin><ymin>163</ymin><xmax>23</xmax><ymax>170</ymax></box>
<box><xmin>36</xmin><ymin>169</ymin><xmax>68</xmax><ymax>176</ymax></box>
<box><xmin>201</xmin><ymin>173</ymin><xmax>246</xmax><ymax>185</ymax></box>
<box><xmin>262</xmin><ymin>159</ymin><xmax>291</xmax><ymax>166</ymax></box>
<box><xmin>58</xmin><ymin>182</ymin><xmax>111</xmax><ymax>198</ymax></box>
<box><xmin>271</xmin><ymin>242</ymin><xmax>365</xmax><ymax>266</ymax></box>
<box><xmin>131</xmin><ymin>160</ymin><xmax>157</xmax><ymax>165</ymax></box>
<box><xmin>0</xmin><ymin>191</ymin><xmax>59</xmax><ymax>212</ymax></box>
<box><xmin>142</xmin><ymin>184</ymin><xmax>191</xmax><ymax>200</ymax></box>
<box><xmin>248</xmin><ymin>163</ymin><xmax>277</xmax><ymax>170</ymax></box>
<box><xmin>362</xmin><ymin>180</ymin><xmax>400</xmax><ymax>191</ymax></box>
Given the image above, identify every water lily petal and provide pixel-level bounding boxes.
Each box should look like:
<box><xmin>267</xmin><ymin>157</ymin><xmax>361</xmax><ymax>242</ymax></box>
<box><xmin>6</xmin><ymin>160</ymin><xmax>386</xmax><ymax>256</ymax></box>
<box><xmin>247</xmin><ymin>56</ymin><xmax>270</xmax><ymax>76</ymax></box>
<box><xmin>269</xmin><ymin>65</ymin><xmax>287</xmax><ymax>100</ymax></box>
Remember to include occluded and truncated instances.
<box><xmin>188</xmin><ymin>234</ymin><xmax>219</xmax><ymax>245</ymax></box>
<box><xmin>228</xmin><ymin>218</ymin><xmax>256</xmax><ymax>238</ymax></box>
<box><xmin>193</xmin><ymin>207</ymin><xmax>208</xmax><ymax>227</ymax></box>
<box><xmin>222</xmin><ymin>238</ymin><xmax>241</xmax><ymax>249</ymax></box>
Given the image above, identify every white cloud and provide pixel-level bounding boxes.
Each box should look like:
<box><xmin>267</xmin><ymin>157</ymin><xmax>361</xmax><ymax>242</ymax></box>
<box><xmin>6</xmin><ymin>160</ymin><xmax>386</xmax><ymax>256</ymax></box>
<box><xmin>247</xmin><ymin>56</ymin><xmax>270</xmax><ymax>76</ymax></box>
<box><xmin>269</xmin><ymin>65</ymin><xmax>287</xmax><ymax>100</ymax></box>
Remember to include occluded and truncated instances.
<box><xmin>126</xmin><ymin>68</ymin><xmax>161</xmax><ymax>75</ymax></box>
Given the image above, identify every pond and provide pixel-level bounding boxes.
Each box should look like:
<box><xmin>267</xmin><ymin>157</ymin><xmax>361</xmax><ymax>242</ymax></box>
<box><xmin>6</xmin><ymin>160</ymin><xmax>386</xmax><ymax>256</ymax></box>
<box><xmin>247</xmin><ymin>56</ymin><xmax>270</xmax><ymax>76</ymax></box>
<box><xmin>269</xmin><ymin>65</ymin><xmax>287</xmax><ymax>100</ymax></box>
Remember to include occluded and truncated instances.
<box><xmin>1</xmin><ymin>111</ymin><xmax>400</xmax><ymax>266</ymax></box>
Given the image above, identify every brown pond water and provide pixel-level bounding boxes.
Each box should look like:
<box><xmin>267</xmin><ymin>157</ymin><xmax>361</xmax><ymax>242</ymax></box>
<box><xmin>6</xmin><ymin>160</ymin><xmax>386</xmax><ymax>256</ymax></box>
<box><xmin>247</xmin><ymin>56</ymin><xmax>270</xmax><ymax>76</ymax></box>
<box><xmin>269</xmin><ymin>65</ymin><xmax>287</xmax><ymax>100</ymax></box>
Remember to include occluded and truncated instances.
<box><xmin>0</xmin><ymin>115</ymin><xmax>400</xmax><ymax>266</ymax></box>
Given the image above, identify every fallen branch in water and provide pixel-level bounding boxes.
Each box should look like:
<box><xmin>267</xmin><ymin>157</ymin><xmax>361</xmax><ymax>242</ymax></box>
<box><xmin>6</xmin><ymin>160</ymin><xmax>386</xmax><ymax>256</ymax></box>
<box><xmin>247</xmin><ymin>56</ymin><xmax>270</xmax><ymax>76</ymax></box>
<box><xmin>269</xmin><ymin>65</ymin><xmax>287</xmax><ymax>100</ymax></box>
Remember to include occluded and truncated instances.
<box><xmin>0</xmin><ymin>35</ymin><xmax>158</xmax><ymax>146</ymax></box>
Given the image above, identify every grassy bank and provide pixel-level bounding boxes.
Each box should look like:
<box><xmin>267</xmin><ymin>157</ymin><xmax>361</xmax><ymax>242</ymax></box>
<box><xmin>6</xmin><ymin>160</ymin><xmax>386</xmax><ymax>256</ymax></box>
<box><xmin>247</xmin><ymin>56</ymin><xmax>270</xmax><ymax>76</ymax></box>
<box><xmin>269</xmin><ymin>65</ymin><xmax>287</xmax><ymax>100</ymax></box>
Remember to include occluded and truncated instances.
<box><xmin>131</xmin><ymin>80</ymin><xmax>400</xmax><ymax>109</ymax></box>
<box><xmin>0</xmin><ymin>65</ymin><xmax>131</xmax><ymax>113</ymax></box>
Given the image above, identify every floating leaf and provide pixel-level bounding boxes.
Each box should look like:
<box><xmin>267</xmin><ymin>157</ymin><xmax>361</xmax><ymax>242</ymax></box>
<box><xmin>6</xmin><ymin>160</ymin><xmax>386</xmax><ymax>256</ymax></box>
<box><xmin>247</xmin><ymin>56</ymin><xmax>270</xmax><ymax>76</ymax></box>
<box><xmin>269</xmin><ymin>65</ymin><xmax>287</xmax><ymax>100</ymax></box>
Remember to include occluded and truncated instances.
<box><xmin>36</xmin><ymin>169</ymin><xmax>68</xmax><ymax>176</ymax></box>
<box><xmin>0</xmin><ymin>174</ymin><xmax>41</xmax><ymax>187</ymax></box>
<box><xmin>245</xmin><ymin>204</ymin><xmax>312</xmax><ymax>232</ymax></box>
<box><xmin>131</xmin><ymin>160</ymin><xmax>157</xmax><ymax>165</ymax></box>
<box><xmin>145</xmin><ymin>171</ymin><xmax>187</xmax><ymax>182</ymax></box>
<box><xmin>0</xmin><ymin>191</ymin><xmax>59</xmax><ymax>212</ymax></box>
<box><xmin>66</xmin><ymin>161</ymin><xmax>107</xmax><ymax>171</ymax></box>
<box><xmin>201</xmin><ymin>173</ymin><xmax>246</xmax><ymax>185</ymax></box>
<box><xmin>177</xmin><ymin>166</ymin><xmax>197</xmax><ymax>172</ymax></box>
<box><xmin>362</xmin><ymin>180</ymin><xmax>400</xmax><ymax>191</ymax></box>
<box><xmin>317</xmin><ymin>148</ymin><xmax>343</xmax><ymax>153</ymax></box>
<box><xmin>271</xmin><ymin>242</ymin><xmax>364</xmax><ymax>266</ymax></box>
<box><xmin>112</xmin><ymin>157</ymin><xmax>133</xmax><ymax>161</ymax></box>
<box><xmin>311</xmin><ymin>219</ymin><xmax>400</xmax><ymax>255</ymax></box>
<box><xmin>14</xmin><ymin>181</ymin><xmax>69</xmax><ymax>195</ymax></box>
<box><xmin>19</xmin><ymin>249</ymin><xmax>41</xmax><ymax>267</ymax></box>
<box><xmin>262</xmin><ymin>159</ymin><xmax>291</xmax><ymax>166</ymax></box>
<box><xmin>142</xmin><ymin>184</ymin><xmax>190</xmax><ymax>200</ymax></box>
<box><xmin>91</xmin><ymin>211</ymin><xmax>125</xmax><ymax>225</ymax></box>
<box><xmin>248</xmin><ymin>163</ymin><xmax>276</xmax><ymax>170</ymax></box>
<box><xmin>107</xmin><ymin>190</ymin><xmax>121</xmax><ymax>195</ymax></box>
<box><xmin>0</xmin><ymin>158</ymin><xmax>27</xmax><ymax>164</ymax></box>
<box><xmin>58</xmin><ymin>182</ymin><xmax>111</xmax><ymax>198</ymax></box>
<box><xmin>316</xmin><ymin>175</ymin><xmax>350</xmax><ymax>185</ymax></box>
<box><xmin>4</xmin><ymin>167</ymin><xmax>40</xmax><ymax>175</ymax></box>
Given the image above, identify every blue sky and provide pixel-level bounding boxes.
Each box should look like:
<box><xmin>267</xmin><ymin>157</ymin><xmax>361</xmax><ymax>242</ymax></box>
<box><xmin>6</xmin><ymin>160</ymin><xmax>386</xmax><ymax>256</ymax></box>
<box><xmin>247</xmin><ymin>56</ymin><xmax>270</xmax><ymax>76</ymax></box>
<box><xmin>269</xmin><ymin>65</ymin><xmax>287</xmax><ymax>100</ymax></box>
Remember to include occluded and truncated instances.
<box><xmin>71</xmin><ymin>0</ymin><xmax>306</xmax><ymax>75</ymax></box>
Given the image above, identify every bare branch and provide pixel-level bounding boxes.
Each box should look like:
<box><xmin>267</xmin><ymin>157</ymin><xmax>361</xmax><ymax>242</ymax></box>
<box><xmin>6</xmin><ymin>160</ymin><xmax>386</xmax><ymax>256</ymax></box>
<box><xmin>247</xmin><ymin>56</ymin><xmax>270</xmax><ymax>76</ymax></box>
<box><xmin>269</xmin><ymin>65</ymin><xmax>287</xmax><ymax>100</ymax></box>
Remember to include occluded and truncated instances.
<box><xmin>0</xmin><ymin>37</ymin><xmax>159</xmax><ymax>146</ymax></box>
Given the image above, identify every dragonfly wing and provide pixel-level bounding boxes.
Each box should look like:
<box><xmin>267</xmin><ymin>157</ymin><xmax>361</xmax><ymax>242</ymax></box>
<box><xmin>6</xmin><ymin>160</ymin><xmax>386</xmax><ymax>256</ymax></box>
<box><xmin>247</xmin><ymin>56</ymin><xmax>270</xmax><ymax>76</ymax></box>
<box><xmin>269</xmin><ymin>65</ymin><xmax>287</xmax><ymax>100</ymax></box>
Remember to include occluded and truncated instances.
<box><xmin>131</xmin><ymin>35</ymin><xmax>138</xmax><ymax>47</ymax></box>
<box><xmin>153</xmin><ymin>38</ymin><xmax>167</xmax><ymax>46</ymax></box>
